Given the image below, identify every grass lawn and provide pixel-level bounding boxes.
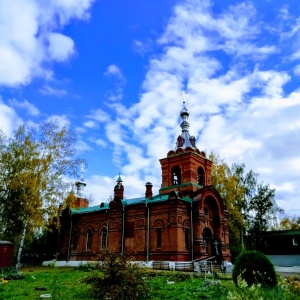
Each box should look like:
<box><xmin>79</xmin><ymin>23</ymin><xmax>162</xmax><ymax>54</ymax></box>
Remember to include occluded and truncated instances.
<box><xmin>0</xmin><ymin>266</ymin><xmax>92</xmax><ymax>299</ymax></box>
<box><xmin>1</xmin><ymin>266</ymin><xmax>300</xmax><ymax>300</ymax></box>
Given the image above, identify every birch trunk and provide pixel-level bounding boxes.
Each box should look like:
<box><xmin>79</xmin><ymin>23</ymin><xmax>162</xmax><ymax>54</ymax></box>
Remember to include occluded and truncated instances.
<box><xmin>16</xmin><ymin>222</ymin><xmax>27</xmax><ymax>269</ymax></box>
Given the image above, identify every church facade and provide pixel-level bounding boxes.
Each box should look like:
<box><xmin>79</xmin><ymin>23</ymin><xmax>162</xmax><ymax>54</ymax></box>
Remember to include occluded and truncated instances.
<box><xmin>58</xmin><ymin>101</ymin><xmax>231</xmax><ymax>262</ymax></box>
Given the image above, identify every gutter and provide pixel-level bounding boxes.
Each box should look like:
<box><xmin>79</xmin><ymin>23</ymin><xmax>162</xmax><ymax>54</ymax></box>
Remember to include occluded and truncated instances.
<box><xmin>190</xmin><ymin>202</ymin><xmax>194</xmax><ymax>261</ymax></box>
<box><xmin>67</xmin><ymin>215</ymin><xmax>73</xmax><ymax>262</ymax></box>
<box><xmin>121</xmin><ymin>206</ymin><xmax>125</xmax><ymax>257</ymax></box>
<box><xmin>146</xmin><ymin>203</ymin><xmax>150</xmax><ymax>261</ymax></box>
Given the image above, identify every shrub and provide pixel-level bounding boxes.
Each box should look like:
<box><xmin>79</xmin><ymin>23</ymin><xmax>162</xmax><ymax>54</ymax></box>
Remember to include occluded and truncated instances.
<box><xmin>82</xmin><ymin>250</ymin><xmax>148</xmax><ymax>299</ymax></box>
<box><xmin>76</xmin><ymin>261</ymin><xmax>100</xmax><ymax>272</ymax></box>
<box><xmin>232</xmin><ymin>250</ymin><xmax>277</xmax><ymax>288</ymax></box>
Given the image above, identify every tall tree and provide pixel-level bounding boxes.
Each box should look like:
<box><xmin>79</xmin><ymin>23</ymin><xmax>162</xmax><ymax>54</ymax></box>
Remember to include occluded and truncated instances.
<box><xmin>209</xmin><ymin>153</ymin><xmax>282</xmax><ymax>257</ymax></box>
<box><xmin>0</xmin><ymin>121</ymin><xmax>81</xmax><ymax>266</ymax></box>
<box><xmin>272</xmin><ymin>216</ymin><xmax>300</xmax><ymax>230</ymax></box>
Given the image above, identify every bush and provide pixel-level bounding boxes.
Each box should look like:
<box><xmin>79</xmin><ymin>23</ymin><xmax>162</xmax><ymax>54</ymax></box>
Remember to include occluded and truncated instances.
<box><xmin>76</xmin><ymin>261</ymin><xmax>100</xmax><ymax>272</ymax></box>
<box><xmin>82</xmin><ymin>251</ymin><xmax>148</xmax><ymax>299</ymax></box>
<box><xmin>232</xmin><ymin>250</ymin><xmax>277</xmax><ymax>288</ymax></box>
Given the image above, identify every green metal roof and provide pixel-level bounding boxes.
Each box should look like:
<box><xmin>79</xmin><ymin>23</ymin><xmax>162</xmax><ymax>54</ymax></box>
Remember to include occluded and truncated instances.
<box><xmin>71</xmin><ymin>193</ymin><xmax>192</xmax><ymax>215</ymax></box>
<box><xmin>260</xmin><ymin>229</ymin><xmax>300</xmax><ymax>237</ymax></box>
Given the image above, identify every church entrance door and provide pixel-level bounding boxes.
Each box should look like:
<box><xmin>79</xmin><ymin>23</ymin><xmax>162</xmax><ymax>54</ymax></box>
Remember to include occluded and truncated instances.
<box><xmin>203</xmin><ymin>227</ymin><xmax>213</xmax><ymax>257</ymax></box>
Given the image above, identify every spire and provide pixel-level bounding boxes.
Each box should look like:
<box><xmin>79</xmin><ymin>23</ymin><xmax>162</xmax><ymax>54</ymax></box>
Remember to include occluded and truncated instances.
<box><xmin>174</xmin><ymin>91</ymin><xmax>197</xmax><ymax>150</ymax></box>
<box><xmin>117</xmin><ymin>173</ymin><xmax>123</xmax><ymax>184</ymax></box>
<box><xmin>114</xmin><ymin>173</ymin><xmax>124</xmax><ymax>200</ymax></box>
<box><xmin>75</xmin><ymin>161</ymin><xmax>87</xmax><ymax>198</ymax></box>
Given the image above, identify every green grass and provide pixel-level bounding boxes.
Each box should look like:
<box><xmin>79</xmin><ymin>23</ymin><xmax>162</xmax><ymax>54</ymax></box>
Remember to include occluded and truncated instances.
<box><xmin>0</xmin><ymin>266</ymin><xmax>92</xmax><ymax>300</ymax></box>
<box><xmin>0</xmin><ymin>267</ymin><xmax>300</xmax><ymax>300</ymax></box>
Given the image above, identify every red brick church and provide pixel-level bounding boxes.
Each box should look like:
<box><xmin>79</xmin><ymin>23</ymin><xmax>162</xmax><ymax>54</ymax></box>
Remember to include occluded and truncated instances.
<box><xmin>58</xmin><ymin>100</ymin><xmax>230</xmax><ymax>262</ymax></box>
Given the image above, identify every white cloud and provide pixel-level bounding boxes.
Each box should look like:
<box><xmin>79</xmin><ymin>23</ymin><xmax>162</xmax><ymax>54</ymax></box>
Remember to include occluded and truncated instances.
<box><xmin>96</xmin><ymin>0</ymin><xmax>300</xmax><ymax>213</ymax></box>
<box><xmin>39</xmin><ymin>85</ymin><xmax>68</xmax><ymax>96</ymax></box>
<box><xmin>87</xmin><ymin>109</ymin><xmax>110</xmax><ymax>123</ymax></box>
<box><xmin>132</xmin><ymin>39</ymin><xmax>153</xmax><ymax>55</ymax></box>
<box><xmin>0</xmin><ymin>98</ymin><xmax>23</xmax><ymax>135</ymax></box>
<box><xmin>95</xmin><ymin>139</ymin><xmax>107</xmax><ymax>147</ymax></box>
<box><xmin>9</xmin><ymin>99</ymin><xmax>40</xmax><ymax>116</ymax></box>
<box><xmin>105</xmin><ymin>65</ymin><xmax>124</xmax><ymax>80</ymax></box>
<box><xmin>0</xmin><ymin>0</ymin><xmax>95</xmax><ymax>87</ymax></box>
<box><xmin>47</xmin><ymin>33</ymin><xmax>75</xmax><ymax>62</ymax></box>
<box><xmin>83</xmin><ymin>120</ymin><xmax>97</xmax><ymax>128</ymax></box>
<box><xmin>76</xmin><ymin>139</ymin><xmax>92</xmax><ymax>152</ymax></box>
<box><xmin>294</xmin><ymin>65</ymin><xmax>300</xmax><ymax>76</ymax></box>
<box><xmin>46</xmin><ymin>114</ymin><xmax>70</xmax><ymax>127</ymax></box>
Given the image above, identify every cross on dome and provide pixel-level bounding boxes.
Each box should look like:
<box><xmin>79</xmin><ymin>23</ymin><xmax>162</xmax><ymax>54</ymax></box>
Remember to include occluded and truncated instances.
<box><xmin>181</xmin><ymin>90</ymin><xmax>187</xmax><ymax>103</ymax></box>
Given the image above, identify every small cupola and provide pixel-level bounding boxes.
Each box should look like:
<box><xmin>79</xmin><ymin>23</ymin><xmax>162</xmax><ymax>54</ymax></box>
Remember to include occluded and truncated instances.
<box><xmin>114</xmin><ymin>174</ymin><xmax>124</xmax><ymax>200</ymax></box>
<box><xmin>174</xmin><ymin>91</ymin><xmax>198</xmax><ymax>151</ymax></box>
<box><xmin>75</xmin><ymin>162</ymin><xmax>87</xmax><ymax>198</ymax></box>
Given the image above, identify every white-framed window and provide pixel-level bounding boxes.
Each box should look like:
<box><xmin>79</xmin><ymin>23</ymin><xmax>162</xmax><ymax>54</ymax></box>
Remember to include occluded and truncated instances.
<box><xmin>100</xmin><ymin>227</ymin><xmax>108</xmax><ymax>249</ymax></box>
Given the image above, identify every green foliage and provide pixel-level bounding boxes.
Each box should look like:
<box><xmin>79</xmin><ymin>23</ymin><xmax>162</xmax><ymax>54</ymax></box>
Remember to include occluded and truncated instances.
<box><xmin>277</xmin><ymin>275</ymin><xmax>300</xmax><ymax>298</ymax></box>
<box><xmin>232</xmin><ymin>250</ymin><xmax>277</xmax><ymax>288</ymax></box>
<box><xmin>227</xmin><ymin>276</ymin><xmax>264</xmax><ymax>300</ymax></box>
<box><xmin>0</xmin><ymin>121</ymin><xmax>82</xmax><ymax>256</ymax></box>
<box><xmin>273</xmin><ymin>216</ymin><xmax>300</xmax><ymax>230</ymax></box>
<box><xmin>76</xmin><ymin>261</ymin><xmax>100</xmax><ymax>272</ymax></box>
<box><xmin>2</xmin><ymin>266</ymin><xmax>300</xmax><ymax>300</ymax></box>
<box><xmin>21</xmin><ymin>228</ymin><xmax>59</xmax><ymax>265</ymax></box>
<box><xmin>82</xmin><ymin>251</ymin><xmax>149</xmax><ymax>299</ymax></box>
<box><xmin>209</xmin><ymin>152</ymin><xmax>282</xmax><ymax>256</ymax></box>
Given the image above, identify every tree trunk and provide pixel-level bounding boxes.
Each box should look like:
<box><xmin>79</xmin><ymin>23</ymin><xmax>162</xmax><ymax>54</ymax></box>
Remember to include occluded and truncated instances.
<box><xmin>16</xmin><ymin>222</ymin><xmax>27</xmax><ymax>269</ymax></box>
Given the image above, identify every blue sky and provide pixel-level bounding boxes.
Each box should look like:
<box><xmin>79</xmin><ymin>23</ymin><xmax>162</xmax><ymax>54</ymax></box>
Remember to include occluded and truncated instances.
<box><xmin>1</xmin><ymin>0</ymin><xmax>300</xmax><ymax>218</ymax></box>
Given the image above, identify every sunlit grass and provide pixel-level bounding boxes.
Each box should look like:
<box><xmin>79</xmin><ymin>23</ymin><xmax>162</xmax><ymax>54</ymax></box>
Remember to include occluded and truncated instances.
<box><xmin>0</xmin><ymin>266</ymin><xmax>91</xmax><ymax>300</ymax></box>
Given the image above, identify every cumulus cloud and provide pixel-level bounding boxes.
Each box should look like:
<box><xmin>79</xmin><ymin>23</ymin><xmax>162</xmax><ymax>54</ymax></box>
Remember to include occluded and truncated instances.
<box><xmin>105</xmin><ymin>65</ymin><xmax>124</xmax><ymax>80</ymax></box>
<box><xmin>47</xmin><ymin>33</ymin><xmax>75</xmax><ymax>62</ymax></box>
<box><xmin>0</xmin><ymin>98</ymin><xmax>23</xmax><ymax>135</ymax></box>
<box><xmin>46</xmin><ymin>114</ymin><xmax>70</xmax><ymax>128</ymax></box>
<box><xmin>97</xmin><ymin>0</ymin><xmax>300</xmax><ymax>215</ymax></box>
<box><xmin>0</xmin><ymin>0</ymin><xmax>95</xmax><ymax>87</ymax></box>
<box><xmin>104</xmin><ymin>65</ymin><xmax>126</xmax><ymax>102</ymax></box>
<box><xmin>9</xmin><ymin>99</ymin><xmax>40</xmax><ymax>116</ymax></box>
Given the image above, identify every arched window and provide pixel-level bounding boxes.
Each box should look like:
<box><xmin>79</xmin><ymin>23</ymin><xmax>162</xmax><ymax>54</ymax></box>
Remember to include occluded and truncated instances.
<box><xmin>172</xmin><ymin>166</ymin><xmax>181</xmax><ymax>185</ymax></box>
<box><xmin>184</xmin><ymin>228</ymin><xmax>190</xmax><ymax>250</ymax></box>
<box><xmin>100</xmin><ymin>227</ymin><xmax>108</xmax><ymax>249</ymax></box>
<box><xmin>157</xmin><ymin>228</ymin><xmax>162</xmax><ymax>249</ymax></box>
<box><xmin>183</xmin><ymin>220</ymin><xmax>190</xmax><ymax>250</ymax></box>
<box><xmin>86</xmin><ymin>228</ymin><xmax>93</xmax><ymax>251</ymax></box>
<box><xmin>154</xmin><ymin>220</ymin><xmax>164</xmax><ymax>249</ymax></box>
<box><xmin>197</xmin><ymin>167</ymin><xmax>205</xmax><ymax>186</ymax></box>
<box><xmin>72</xmin><ymin>229</ymin><xmax>79</xmax><ymax>251</ymax></box>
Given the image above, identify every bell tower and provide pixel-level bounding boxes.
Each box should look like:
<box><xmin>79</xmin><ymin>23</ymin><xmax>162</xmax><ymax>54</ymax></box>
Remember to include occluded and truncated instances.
<box><xmin>159</xmin><ymin>92</ymin><xmax>212</xmax><ymax>196</ymax></box>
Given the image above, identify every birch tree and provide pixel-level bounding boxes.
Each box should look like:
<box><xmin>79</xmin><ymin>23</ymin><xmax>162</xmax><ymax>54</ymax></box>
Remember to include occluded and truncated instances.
<box><xmin>0</xmin><ymin>121</ymin><xmax>81</xmax><ymax>266</ymax></box>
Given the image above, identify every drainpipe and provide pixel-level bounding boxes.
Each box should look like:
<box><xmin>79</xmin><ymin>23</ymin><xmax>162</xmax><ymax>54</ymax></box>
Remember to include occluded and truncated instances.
<box><xmin>67</xmin><ymin>215</ymin><xmax>73</xmax><ymax>262</ymax></box>
<box><xmin>106</xmin><ymin>209</ymin><xmax>109</xmax><ymax>249</ymax></box>
<box><xmin>146</xmin><ymin>203</ymin><xmax>150</xmax><ymax>261</ymax></box>
<box><xmin>121</xmin><ymin>206</ymin><xmax>125</xmax><ymax>258</ymax></box>
<box><xmin>190</xmin><ymin>202</ymin><xmax>194</xmax><ymax>261</ymax></box>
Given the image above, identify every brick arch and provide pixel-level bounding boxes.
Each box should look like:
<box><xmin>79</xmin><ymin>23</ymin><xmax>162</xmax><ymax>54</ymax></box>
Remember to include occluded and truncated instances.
<box><xmin>196</xmin><ymin>186</ymin><xmax>225</xmax><ymax>212</ymax></box>
<box><xmin>154</xmin><ymin>219</ymin><xmax>164</xmax><ymax>231</ymax></box>
<box><xmin>84</xmin><ymin>226</ymin><xmax>94</xmax><ymax>233</ymax></box>
<box><xmin>171</xmin><ymin>165</ymin><xmax>181</xmax><ymax>185</ymax></box>
<box><xmin>183</xmin><ymin>219</ymin><xmax>190</xmax><ymax>228</ymax></box>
